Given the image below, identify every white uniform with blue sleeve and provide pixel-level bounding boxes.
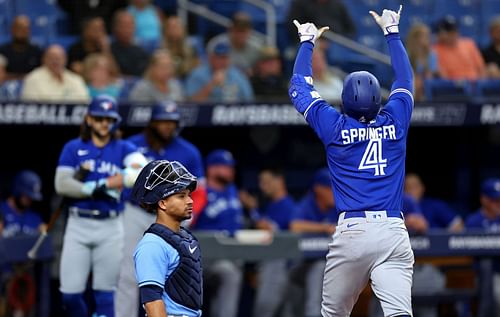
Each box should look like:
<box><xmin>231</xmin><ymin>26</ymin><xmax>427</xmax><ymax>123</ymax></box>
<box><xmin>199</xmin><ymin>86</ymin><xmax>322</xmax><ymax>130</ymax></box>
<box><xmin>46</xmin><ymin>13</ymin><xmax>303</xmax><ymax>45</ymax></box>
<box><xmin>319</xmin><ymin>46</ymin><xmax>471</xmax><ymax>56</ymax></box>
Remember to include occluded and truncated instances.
<box><xmin>289</xmin><ymin>7</ymin><xmax>414</xmax><ymax>317</ymax></box>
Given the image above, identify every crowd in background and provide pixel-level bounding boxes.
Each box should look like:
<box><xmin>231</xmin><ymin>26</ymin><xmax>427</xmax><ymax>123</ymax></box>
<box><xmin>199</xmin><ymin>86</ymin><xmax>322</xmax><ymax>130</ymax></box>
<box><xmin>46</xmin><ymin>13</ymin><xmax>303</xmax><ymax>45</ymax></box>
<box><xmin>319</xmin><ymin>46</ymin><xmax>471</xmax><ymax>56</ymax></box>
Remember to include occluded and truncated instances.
<box><xmin>0</xmin><ymin>0</ymin><xmax>498</xmax><ymax>103</ymax></box>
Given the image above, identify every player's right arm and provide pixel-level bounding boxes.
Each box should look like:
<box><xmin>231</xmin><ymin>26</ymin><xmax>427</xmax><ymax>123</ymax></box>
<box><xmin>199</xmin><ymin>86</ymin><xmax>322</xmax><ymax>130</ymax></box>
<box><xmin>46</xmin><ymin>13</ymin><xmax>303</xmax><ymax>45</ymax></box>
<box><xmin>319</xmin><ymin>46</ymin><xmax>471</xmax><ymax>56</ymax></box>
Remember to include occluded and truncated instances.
<box><xmin>288</xmin><ymin>20</ymin><xmax>340</xmax><ymax>144</ymax></box>
<box><xmin>370</xmin><ymin>6</ymin><xmax>414</xmax><ymax>124</ymax></box>
<box><xmin>143</xmin><ymin>299</ymin><xmax>168</xmax><ymax>317</ymax></box>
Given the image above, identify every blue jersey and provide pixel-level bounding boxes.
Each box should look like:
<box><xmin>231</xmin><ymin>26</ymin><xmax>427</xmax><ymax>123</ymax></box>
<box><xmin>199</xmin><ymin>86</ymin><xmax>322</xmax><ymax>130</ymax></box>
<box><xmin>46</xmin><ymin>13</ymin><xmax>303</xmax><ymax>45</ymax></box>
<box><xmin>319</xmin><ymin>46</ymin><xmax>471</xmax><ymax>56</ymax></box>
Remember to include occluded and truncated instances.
<box><xmin>420</xmin><ymin>197</ymin><xmax>459</xmax><ymax>229</ymax></box>
<box><xmin>134</xmin><ymin>233</ymin><xmax>201</xmax><ymax>317</ymax></box>
<box><xmin>124</xmin><ymin>133</ymin><xmax>205</xmax><ymax>202</ymax></box>
<box><xmin>289</xmin><ymin>34</ymin><xmax>413</xmax><ymax>214</ymax></box>
<box><xmin>0</xmin><ymin>201</ymin><xmax>42</xmax><ymax>238</ymax></box>
<box><xmin>292</xmin><ymin>192</ymin><xmax>338</xmax><ymax>224</ymax></box>
<box><xmin>402</xmin><ymin>194</ymin><xmax>421</xmax><ymax>216</ymax></box>
<box><xmin>193</xmin><ymin>184</ymin><xmax>243</xmax><ymax>235</ymax></box>
<box><xmin>259</xmin><ymin>195</ymin><xmax>296</xmax><ymax>230</ymax></box>
<box><xmin>57</xmin><ymin>137</ymin><xmax>138</xmax><ymax>211</ymax></box>
<box><xmin>465</xmin><ymin>209</ymin><xmax>500</xmax><ymax>232</ymax></box>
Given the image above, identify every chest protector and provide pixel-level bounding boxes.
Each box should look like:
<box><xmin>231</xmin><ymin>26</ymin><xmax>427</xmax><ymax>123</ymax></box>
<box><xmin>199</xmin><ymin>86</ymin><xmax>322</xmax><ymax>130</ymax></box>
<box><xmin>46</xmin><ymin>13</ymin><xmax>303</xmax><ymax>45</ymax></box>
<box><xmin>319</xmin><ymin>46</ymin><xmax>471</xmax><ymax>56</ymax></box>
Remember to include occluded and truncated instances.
<box><xmin>146</xmin><ymin>223</ymin><xmax>203</xmax><ymax>310</ymax></box>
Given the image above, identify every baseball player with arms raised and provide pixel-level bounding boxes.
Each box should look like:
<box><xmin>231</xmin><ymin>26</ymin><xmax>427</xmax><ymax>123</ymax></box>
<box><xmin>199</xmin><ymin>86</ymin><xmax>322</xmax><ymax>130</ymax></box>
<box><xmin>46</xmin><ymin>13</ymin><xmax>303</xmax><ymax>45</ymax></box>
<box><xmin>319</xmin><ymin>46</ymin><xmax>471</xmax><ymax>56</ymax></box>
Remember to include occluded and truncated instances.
<box><xmin>289</xmin><ymin>5</ymin><xmax>414</xmax><ymax>317</ymax></box>
<box><xmin>54</xmin><ymin>95</ymin><xmax>147</xmax><ymax>317</ymax></box>
<box><xmin>132</xmin><ymin>160</ymin><xmax>202</xmax><ymax>317</ymax></box>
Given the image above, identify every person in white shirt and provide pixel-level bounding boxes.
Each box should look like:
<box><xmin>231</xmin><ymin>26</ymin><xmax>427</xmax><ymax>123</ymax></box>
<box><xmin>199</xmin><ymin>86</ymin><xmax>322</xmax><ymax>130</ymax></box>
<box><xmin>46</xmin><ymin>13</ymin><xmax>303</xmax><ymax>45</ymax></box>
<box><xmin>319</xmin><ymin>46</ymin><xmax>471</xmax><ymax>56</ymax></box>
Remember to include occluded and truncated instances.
<box><xmin>21</xmin><ymin>44</ymin><xmax>90</xmax><ymax>102</ymax></box>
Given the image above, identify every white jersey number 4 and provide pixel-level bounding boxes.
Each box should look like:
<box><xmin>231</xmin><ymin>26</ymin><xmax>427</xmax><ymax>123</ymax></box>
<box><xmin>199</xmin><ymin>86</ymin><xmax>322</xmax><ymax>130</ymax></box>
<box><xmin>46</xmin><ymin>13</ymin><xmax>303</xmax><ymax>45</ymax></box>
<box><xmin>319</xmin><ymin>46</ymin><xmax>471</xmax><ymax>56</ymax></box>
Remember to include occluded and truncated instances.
<box><xmin>358</xmin><ymin>139</ymin><xmax>387</xmax><ymax>176</ymax></box>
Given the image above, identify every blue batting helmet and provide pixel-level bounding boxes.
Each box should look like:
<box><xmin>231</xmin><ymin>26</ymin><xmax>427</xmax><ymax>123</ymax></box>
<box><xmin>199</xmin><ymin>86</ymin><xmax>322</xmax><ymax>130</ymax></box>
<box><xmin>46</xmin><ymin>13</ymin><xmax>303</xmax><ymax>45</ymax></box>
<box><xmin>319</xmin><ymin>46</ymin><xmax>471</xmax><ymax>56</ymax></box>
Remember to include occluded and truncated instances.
<box><xmin>341</xmin><ymin>71</ymin><xmax>382</xmax><ymax>122</ymax></box>
<box><xmin>12</xmin><ymin>170</ymin><xmax>43</xmax><ymax>201</ymax></box>
<box><xmin>132</xmin><ymin>160</ymin><xmax>197</xmax><ymax>212</ymax></box>
<box><xmin>87</xmin><ymin>95</ymin><xmax>121</xmax><ymax>121</ymax></box>
<box><xmin>151</xmin><ymin>101</ymin><xmax>181</xmax><ymax>122</ymax></box>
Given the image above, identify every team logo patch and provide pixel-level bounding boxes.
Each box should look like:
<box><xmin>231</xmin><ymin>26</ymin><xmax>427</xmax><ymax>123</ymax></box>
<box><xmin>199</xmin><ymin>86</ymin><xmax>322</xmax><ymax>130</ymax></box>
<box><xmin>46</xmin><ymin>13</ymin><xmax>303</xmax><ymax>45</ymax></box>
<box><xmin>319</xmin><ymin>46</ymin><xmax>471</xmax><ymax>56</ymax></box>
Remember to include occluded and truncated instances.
<box><xmin>100</xmin><ymin>101</ymin><xmax>113</xmax><ymax>111</ymax></box>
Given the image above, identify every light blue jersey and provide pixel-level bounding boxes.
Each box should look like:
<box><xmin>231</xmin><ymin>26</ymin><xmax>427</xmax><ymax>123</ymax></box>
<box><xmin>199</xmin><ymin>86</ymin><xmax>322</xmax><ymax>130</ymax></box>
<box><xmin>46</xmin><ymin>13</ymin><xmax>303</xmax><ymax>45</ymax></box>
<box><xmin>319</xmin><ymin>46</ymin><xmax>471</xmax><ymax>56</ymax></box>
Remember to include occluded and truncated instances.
<box><xmin>134</xmin><ymin>233</ymin><xmax>202</xmax><ymax>316</ymax></box>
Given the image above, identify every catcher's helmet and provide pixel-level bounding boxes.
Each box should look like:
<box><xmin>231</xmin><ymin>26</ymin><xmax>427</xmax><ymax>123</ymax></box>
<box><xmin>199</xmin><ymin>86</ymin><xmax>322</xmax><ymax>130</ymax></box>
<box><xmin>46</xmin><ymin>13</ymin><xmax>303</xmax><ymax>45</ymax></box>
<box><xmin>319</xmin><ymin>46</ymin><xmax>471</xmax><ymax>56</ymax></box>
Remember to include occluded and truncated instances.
<box><xmin>132</xmin><ymin>160</ymin><xmax>197</xmax><ymax>212</ymax></box>
<box><xmin>341</xmin><ymin>71</ymin><xmax>381</xmax><ymax>122</ymax></box>
<box><xmin>87</xmin><ymin>95</ymin><xmax>121</xmax><ymax>122</ymax></box>
<box><xmin>151</xmin><ymin>101</ymin><xmax>181</xmax><ymax>122</ymax></box>
<box><xmin>12</xmin><ymin>170</ymin><xmax>43</xmax><ymax>201</ymax></box>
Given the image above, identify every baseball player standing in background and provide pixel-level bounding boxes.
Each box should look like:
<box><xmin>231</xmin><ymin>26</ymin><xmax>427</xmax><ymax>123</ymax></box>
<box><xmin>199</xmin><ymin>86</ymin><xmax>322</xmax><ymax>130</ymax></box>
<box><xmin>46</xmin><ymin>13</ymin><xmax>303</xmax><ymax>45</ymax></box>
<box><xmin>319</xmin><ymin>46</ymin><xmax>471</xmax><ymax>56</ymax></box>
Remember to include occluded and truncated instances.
<box><xmin>54</xmin><ymin>95</ymin><xmax>146</xmax><ymax>317</ymax></box>
<box><xmin>115</xmin><ymin>101</ymin><xmax>206</xmax><ymax>317</ymax></box>
<box><xmin>289</xmin><ymin>5</ymin><xmax>415</xmax><ymax>317</ymax></box>
<box><xmin>132</xmin><ymin>160</ymin><xmax>202</xmax><ymax>317</ymax></box>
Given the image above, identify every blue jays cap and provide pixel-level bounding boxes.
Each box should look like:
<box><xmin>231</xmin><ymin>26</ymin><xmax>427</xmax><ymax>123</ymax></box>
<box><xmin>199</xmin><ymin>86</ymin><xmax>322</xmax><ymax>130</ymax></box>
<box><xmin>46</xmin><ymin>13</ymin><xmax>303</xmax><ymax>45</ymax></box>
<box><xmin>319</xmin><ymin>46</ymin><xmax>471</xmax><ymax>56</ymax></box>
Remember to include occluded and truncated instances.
<box><xmin>312</xmin><ymin>167</ymin><xmax>331</xmax><ymax>187</ymax></box>
<box><xmin>206</xmin><ymin>149</ymin><xmax>235</xmax><ymax>167</ymax></box>
<box><xmin>151</xmin><ymin>101</ymin><xmax>181</xmax><ymax>122</ymax></box>
<box><xmin>481</xmin><ymin>178</ymin><xmax>500</xmax><ymax>199</ymax></box>
<box><xmin>12</xmin><ymin>170</ymin><xmax>43</xmax><ymax>201</ymax></box>
<box><xmin>209</xmin><ymin>41</ymin><xmax>231</xmax><ymax>56</ymax></box>
<box><xmin>87</xmin><ymin>95</ymin><xmax>121</xmax><ymax>121</ymax></box>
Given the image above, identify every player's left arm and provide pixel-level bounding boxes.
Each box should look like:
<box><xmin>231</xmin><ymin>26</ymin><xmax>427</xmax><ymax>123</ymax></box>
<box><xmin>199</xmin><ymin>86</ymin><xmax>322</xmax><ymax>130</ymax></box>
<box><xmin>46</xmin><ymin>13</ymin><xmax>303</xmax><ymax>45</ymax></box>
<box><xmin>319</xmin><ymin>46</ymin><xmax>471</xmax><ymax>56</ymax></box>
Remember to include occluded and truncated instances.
<box><xmin>288</xmin><ymin>20</ymin><xmax>340</xmax><ymax>144</ymax></box>
<box><xmin>370</xmin><ymin>6</ymin><xmax>414</xmax><ymax>123</ymax></box>
<box><xmin>143</xmin><ymin>297</ymin><xmax>167</xmax><ymax>317</ymax></box>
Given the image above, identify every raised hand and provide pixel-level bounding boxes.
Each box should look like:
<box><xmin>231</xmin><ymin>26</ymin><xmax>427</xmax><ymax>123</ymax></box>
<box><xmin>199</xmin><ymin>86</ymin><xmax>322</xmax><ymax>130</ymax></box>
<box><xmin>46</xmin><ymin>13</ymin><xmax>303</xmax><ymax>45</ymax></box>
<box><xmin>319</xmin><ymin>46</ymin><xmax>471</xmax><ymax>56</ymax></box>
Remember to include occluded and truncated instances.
<box><xmin>293</xmin><ymin>19</ymin><xmax>329</xmax><ymax>44</ymax></box>
<box><xmin>369</xmin><ymin>5</ymin><xmax>402</xmax><ymax>35</ymax></box>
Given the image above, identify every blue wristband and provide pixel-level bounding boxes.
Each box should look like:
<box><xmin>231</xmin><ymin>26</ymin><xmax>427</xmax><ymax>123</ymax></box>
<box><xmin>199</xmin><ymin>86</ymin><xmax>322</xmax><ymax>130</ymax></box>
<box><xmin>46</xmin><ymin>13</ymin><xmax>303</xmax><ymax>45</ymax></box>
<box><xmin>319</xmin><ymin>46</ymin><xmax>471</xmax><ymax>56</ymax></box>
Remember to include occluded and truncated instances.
<box><xmin>140</xmin><ymin>284</ymin><xmax>163</xmax><ymax>304</ymax></box>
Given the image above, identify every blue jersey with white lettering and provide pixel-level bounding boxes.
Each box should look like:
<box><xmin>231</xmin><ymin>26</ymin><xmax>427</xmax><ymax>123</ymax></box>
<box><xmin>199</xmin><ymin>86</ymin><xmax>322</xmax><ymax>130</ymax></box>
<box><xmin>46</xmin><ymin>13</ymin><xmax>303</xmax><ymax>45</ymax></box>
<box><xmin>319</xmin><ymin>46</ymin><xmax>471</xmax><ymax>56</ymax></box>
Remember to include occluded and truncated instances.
<box><xmin>192</xmin><ymin>184</ymin><xmax>243</xmax><ymax>235</ymax></box>
<box><xmin>0</xmin><ymin>201</ymin><xmax>42</xmax><ymax>238</ymax></box>
<box><xmin>57</xmin><ymin>137</ymin><xmax>138</xmax><ymax>211</ymax></box>
<box><xmin>465</xmin><ymin>209</ymin><xmax>500</xmax><ymax>232</ymax></box>
<box><xmin>289</xmin><ymin>34</ymin><xmax>413</xmax><ymax>214</ymax></box>
<box><xmin>134</xmin><ymin>233</ymin><xmax>201</xmax><ymax>317</ymax></box>
<box><xmin>292</xmin><ymin>192</ymin><xmax>338</xmax><ymax>224</ymax></box>
<box><xmin>123</xmin><ymin>133</ymin><xmax>205</xmax><ymax>201</ymax></box>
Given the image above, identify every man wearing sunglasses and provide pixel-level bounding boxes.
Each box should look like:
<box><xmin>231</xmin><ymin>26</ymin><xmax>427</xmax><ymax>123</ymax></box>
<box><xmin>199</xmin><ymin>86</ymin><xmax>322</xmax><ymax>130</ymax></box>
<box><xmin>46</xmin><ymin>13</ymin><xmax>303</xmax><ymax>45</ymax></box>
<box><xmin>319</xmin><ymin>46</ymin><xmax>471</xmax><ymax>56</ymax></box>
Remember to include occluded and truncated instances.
<box><xmin>54</xmin><ymin>95</ymin><xmax>147</xmax><ymax>317</ymax></box>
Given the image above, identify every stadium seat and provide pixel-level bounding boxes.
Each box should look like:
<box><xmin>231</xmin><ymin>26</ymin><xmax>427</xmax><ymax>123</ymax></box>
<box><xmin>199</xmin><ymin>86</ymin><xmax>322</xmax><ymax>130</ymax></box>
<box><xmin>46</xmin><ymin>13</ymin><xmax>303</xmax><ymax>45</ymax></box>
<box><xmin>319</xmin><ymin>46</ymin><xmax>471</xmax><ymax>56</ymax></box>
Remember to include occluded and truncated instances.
<box><xmin>424</xmin><ymin>79</ymin><xmax>474</xmax><ymax>101</ymax></box>
<box><xmin>14</xmin><ymin>0</ymin><xmax>62</xmax><ymax>16</ymax></box>
<box><xmin>475</xmin><ymin>80</ymin><xmax>500</xmax><ymax>100</ymax></box>
<box><xmin>0</xmin><ymin>79</ymin><xmax>23</xmax><ymax>100</ymax></box>
<box><xmin>431</xmin><ymin>0</ymin><xmax>480</xmax><ymax>39</ymax></box>
<box><xmin>118</xmin><ymin>77</ymin><xmax>140</xmax><ymax>101</ymax></box>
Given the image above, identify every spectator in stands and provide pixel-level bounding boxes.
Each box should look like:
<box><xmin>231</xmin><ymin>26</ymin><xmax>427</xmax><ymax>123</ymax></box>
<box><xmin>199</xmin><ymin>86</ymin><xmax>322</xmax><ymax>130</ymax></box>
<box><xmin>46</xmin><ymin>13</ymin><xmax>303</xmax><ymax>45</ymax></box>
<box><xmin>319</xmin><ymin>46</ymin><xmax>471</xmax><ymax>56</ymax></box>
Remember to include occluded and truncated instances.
<box><xmin>68</xmin><ymin>16</ymin><xmax>111</xmax><ymax>75</ymax></box>
<box><xmin>161</xmin><ymin>15</ymin><xmax>200</xmax><ymax>80</ymax></box>
<box><xmin>127</xmin><ymin>0</ymin><xmax>163</xmax><ymax>50</ymax></box>
<box><xmin>0</xmin><ymin>15</ymin><xmax>42</xmax><ymax>79</ymax></box>
<box><xmin>57</xmin><ymin>0</ymin><xmax>127</xmax><ymax>34</ymax></box>
<box><xmin>82</xmin><ymin>53</ymin><xmax>121</xmax><ymax>99</ymax></box>
<box><xmin>129</xmin><ymin>49</ymin><xmax>184</xmax><ymax>103</ymax></box>
<box><xmin>482</xmin><ymin>17</ymin><xmax>500</xmax><ymax>78</ymax></box>
<box><xmin>111</xmin><ymin>10</ymin><xmax>150</xmax><ymax>77</ymax></box>
<box><xmin>311</xmin><ymin>47</ymin><xmax>343</xmax><ymax>102</ymax></box>
<box><xmin>465</xmin><ymin>178</ymin><xmax>500</xmax><ymax>315</ymax></box>
<box><xmin>0</xmin><ymin>54</ymin><xmax>6</xmax><ymax>86</ymax></box>
<box><xmin>287</xmin><ymin>0</ymin><xmax>356</xmax><ymax>42</ymax></box>
<box><xmin>250</xmin><ymin>46</ymin><xmax>289</xmax><ymax>102</ymax></box>
<box><xmin>406</xmin><ymin>23</ymin><xmax>441</xmax><ymax>101</ymax></box>
<box><xmin>239</xmin><ymin>166</ymin><xmax>296</xmax><ymax>317</ymax></box>
<box><xmin>21</xmin><ymin>45</ymin><xmax>90</xmax><ymax>102</ymax></box>
<box><xmin>286</xmin><ymin>167</ymin><xmax>337</xmax><ymax>317</ymax></box>
<box><xmin>433</xmin><ymin>15</ymin><xmax>487</xmax><ymax>80</ymax></box>
<box><xmin>405</xmin><ymin>173</ymin><xmax>464</xmax><ymax>232</ymax></box>
<box><xmin>185</xmin><ymin>42</ymin><xmax>254</xmax><ymax>103</ymax></box>
<box><xmin>207</xmin><ymin>12</ymin><xmax>264</xmax><ymax>76</ymax></box>
<box><xmin>191</xmin><ymin>149</ymin><xmax>244</xmax><ymax>317</ymax></box>
<box><xmin>0</xmin><ymin>170</ymin><xmax>46</xmax><ymax>238</ymax></box>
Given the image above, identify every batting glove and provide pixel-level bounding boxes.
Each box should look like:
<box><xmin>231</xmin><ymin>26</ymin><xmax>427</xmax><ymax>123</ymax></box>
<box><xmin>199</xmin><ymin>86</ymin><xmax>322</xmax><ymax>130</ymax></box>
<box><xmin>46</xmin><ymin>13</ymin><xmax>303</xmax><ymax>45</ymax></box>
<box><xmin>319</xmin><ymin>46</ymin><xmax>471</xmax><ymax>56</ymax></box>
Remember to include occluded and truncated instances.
<box><xmin>81</xmin><ymin>179</ymin><xmax>107</xmax><ymax>197</ymax></box>
<box><xmin>293</xmin><ymin>20</ymin><xmax>329</xmax><ymax>44</ymax></box>
<box><xmin>369</xmin><ymin>5</ymin><xmax>402</xmax><ymax>35</ymax></box>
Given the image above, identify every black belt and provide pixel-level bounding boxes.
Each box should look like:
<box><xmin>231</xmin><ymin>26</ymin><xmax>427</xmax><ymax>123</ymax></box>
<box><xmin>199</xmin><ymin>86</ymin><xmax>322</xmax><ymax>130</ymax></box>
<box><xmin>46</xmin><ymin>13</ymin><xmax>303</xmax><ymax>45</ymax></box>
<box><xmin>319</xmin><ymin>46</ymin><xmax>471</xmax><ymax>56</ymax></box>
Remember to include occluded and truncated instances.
<box><xmin>69</xmin><ymin>207</ymin><xmax>119</xmax><ymax>219</ymax></box>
